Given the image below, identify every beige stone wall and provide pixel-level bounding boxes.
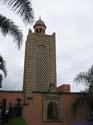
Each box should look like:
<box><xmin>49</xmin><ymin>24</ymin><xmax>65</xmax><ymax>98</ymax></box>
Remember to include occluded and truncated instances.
<box><xmin>23</xmin><ymin>30</ymin><xmax>56</xmax><ymax>102</ymax></box>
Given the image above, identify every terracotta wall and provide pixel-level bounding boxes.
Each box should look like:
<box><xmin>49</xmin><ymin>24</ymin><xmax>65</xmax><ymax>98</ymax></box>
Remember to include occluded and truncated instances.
<box><xmin>23</xmin><ymin>92</ymin><xmax>88</xmax><ymax>125</ymax></box>
<box><xmin>23</xmin><ymin>93</ymin><xmax>63</xmax><ymax>125</ymax></box>
<box><xmin>57</xmin><ymin>84</ymin><xmax>70</xmax><ymax>92</ymax></box>
<box><xmin>63</xmin><ymin>93</ymin><xmax>88</xmax><ymax>125</ymax></box>
<box><xmin>0</xmin><ymin>90</ymin><xmax>23</xmax><ymax>106</ymax></box>
<box><xmin>0</xmin><ymin>90</ymin><xmax>88</xmax><ymax>125</ymax></box>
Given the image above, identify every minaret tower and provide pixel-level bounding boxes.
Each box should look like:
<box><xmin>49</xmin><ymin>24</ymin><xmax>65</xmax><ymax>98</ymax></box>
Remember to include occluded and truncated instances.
<box><xmin>23</xmin><ymin>18</ymin><xmax>56</xmax><ymax>101</ymax></box>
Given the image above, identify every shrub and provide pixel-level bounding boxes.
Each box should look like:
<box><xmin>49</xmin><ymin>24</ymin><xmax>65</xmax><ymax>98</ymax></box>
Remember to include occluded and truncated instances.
<box><xmin>9</xmin><ymin>117</ymin><xmax>26</xmax><ymax>125</ymax></box>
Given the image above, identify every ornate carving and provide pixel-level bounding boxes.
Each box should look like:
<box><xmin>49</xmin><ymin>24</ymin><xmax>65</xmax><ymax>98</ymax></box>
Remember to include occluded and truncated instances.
<box><xmin>43</xmin><ymin>93</ymin><xmax>63</xmax><ymax>121</ymax></box>
<box><xmin>36</xmin><ymin>45</ymin><xmax>47</xmax><ymax>91</ymax></box>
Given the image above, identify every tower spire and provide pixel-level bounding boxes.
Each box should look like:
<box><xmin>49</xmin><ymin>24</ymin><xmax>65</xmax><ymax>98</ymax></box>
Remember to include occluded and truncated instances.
<box><xmin>39</xmin><ymin>16</ymin><xmax>41</xmax><ymax>20</ymax></box>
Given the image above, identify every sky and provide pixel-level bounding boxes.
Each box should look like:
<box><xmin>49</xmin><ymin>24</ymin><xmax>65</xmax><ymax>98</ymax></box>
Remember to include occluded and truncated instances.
<box><xmin>0</xmin><ymin>0</ymin><xmax>93</xmax><ymax>91</ymax></box>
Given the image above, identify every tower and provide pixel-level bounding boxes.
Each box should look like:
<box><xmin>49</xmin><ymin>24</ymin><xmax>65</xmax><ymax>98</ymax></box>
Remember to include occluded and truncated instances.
<box><xmin>23</xmin><ymin>18</ymin><xmax>56</xmax><ymax>101</ymax></box>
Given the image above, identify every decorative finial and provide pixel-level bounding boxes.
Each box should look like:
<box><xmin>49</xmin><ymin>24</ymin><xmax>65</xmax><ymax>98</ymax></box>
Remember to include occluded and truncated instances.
<box><xmin>39</xmin><ymin>16</ymin><xmax>41</xmax><ymax>20</ymax></box>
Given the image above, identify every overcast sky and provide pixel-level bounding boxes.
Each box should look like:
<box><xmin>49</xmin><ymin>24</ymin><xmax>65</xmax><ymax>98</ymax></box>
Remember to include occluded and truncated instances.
<box><xmin>0</xmin><ymin>0</ymin><xmax>93</xmax><ymax>91</ymax></box>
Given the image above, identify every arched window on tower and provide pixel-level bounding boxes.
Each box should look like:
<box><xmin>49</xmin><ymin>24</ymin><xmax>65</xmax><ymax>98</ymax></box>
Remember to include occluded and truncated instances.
<box><xmin>47</xmin><ymin>102</ymin><xmax>58</xmax><ymax>120</ymax></box>
<box><xmin>39</xmin><ymin>28</ymin><xmax>42</xmax><ymax>33</ymax></box>
<box><xmin>36</xmin><ymin>28</ymin><xmax>38</xmax><ymax>33</ymax></box>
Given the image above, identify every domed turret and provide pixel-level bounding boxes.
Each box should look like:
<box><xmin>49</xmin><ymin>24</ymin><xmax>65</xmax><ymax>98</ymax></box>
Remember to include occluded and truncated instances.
<box><xmin>33</xmin><ymin>17</ymin><xmax>46</xmax><ymax>34</ymax></box>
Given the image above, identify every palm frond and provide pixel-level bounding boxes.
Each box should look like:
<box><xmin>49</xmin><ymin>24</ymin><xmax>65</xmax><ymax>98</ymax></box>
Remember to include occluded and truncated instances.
<box><xmin>88</xmin><ymin>65</ymin><xmax>93</xmax><ymax>85</ymax></box>
<box><xmin>0</xmin><ymin>15</ymin><xmax>23</xmax><ymax>49</ymax></box>
<box><xmin>0</xmin><ymin>55</ymin><xmax>7</xmax><ymax>77</ymax></box>
<box><xmin>0</xmin><ymin>0</ymin><xmax>34</xmax><ymax>24</ymax></box>
<box><xmin>0</xmin><ymin>74</ymin><xmax>3</xmax><ymax>88</ymax></box>
<box><xmin>88</xmin><ymin>65</ymin><xmax>93</xmax><ymax>74</ymax></box>
<box><xmin>74</xmin><ymin>72</ymin><xmax>89</xmax><ymax>86</ymax></box>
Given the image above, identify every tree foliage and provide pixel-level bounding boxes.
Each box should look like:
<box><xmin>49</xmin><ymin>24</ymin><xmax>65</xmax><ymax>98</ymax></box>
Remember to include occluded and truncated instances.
<box><xmin>0</xmin><ymin>0</ymin><xmax>34</xmax><ymax>24</ymax></box>
<box><xmin>0</xmin><ymin>55</ymin><xmax>7</xmax><ymax>77</ymax></box>
<box><xmin>71</xmin><ymin>65</ymin><xmax>93</xmax><ymax>120</ymax></box>
<box><xmin>74</xmin><ymin>65</ymin><xmax>93</xmax><ymax>88</ymax></box>
<box><xmin>0</xmin><ymin>15</ymin><xmax>23</xmax><ymax>49</ymax></box>
<box><xmin>0</xmin><ymin>55</ymin><xmax>7</xmax><ymax>87</ymax></box>
<box><xmin>0</xmin><ymin>0</ymin><xmax>34</xmax><ymax>48</ymax></box>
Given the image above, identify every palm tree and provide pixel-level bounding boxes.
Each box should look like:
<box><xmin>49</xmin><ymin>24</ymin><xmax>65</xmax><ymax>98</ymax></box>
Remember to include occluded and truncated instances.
<box><xmin>0</xmin><ymin>55</ymin><xmax>7</xmax><ymax>88</ymax></box>
<box><xmin>0</xmin><ymin>15</ymin><xmax>23</xmax><ymax>49</ymax></box>
<box><xmin>74</xmin><ymin>65</ymin><xmax>93</xmax><ymax>91</ymax></box>
<box><xmin>71</xmin><ymin>65</ymin><xmax>93</xmax><ymax>121</ymax></box>
<box><xmin>0</xmin><ymin>0</ymin><xmax>34</xmax><ymax>48</ymax></box>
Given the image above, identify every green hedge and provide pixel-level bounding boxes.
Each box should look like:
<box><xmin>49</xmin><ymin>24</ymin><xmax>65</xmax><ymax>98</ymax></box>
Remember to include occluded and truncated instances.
<box><xmin>9</xmin><ymin>117</ymin><xmax>26</xmax><ymax>125</ymax></box>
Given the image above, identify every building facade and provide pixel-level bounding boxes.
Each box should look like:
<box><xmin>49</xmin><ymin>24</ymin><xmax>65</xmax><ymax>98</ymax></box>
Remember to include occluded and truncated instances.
<box><xmin>22</xmin><ymin>18</ymin><xmax>88</xmax><ymax>125</ymax></box>
<box><xmin>0</xmin><ymin>18</ymin><xmax>90</xmax><ymax>125</ymax></box>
